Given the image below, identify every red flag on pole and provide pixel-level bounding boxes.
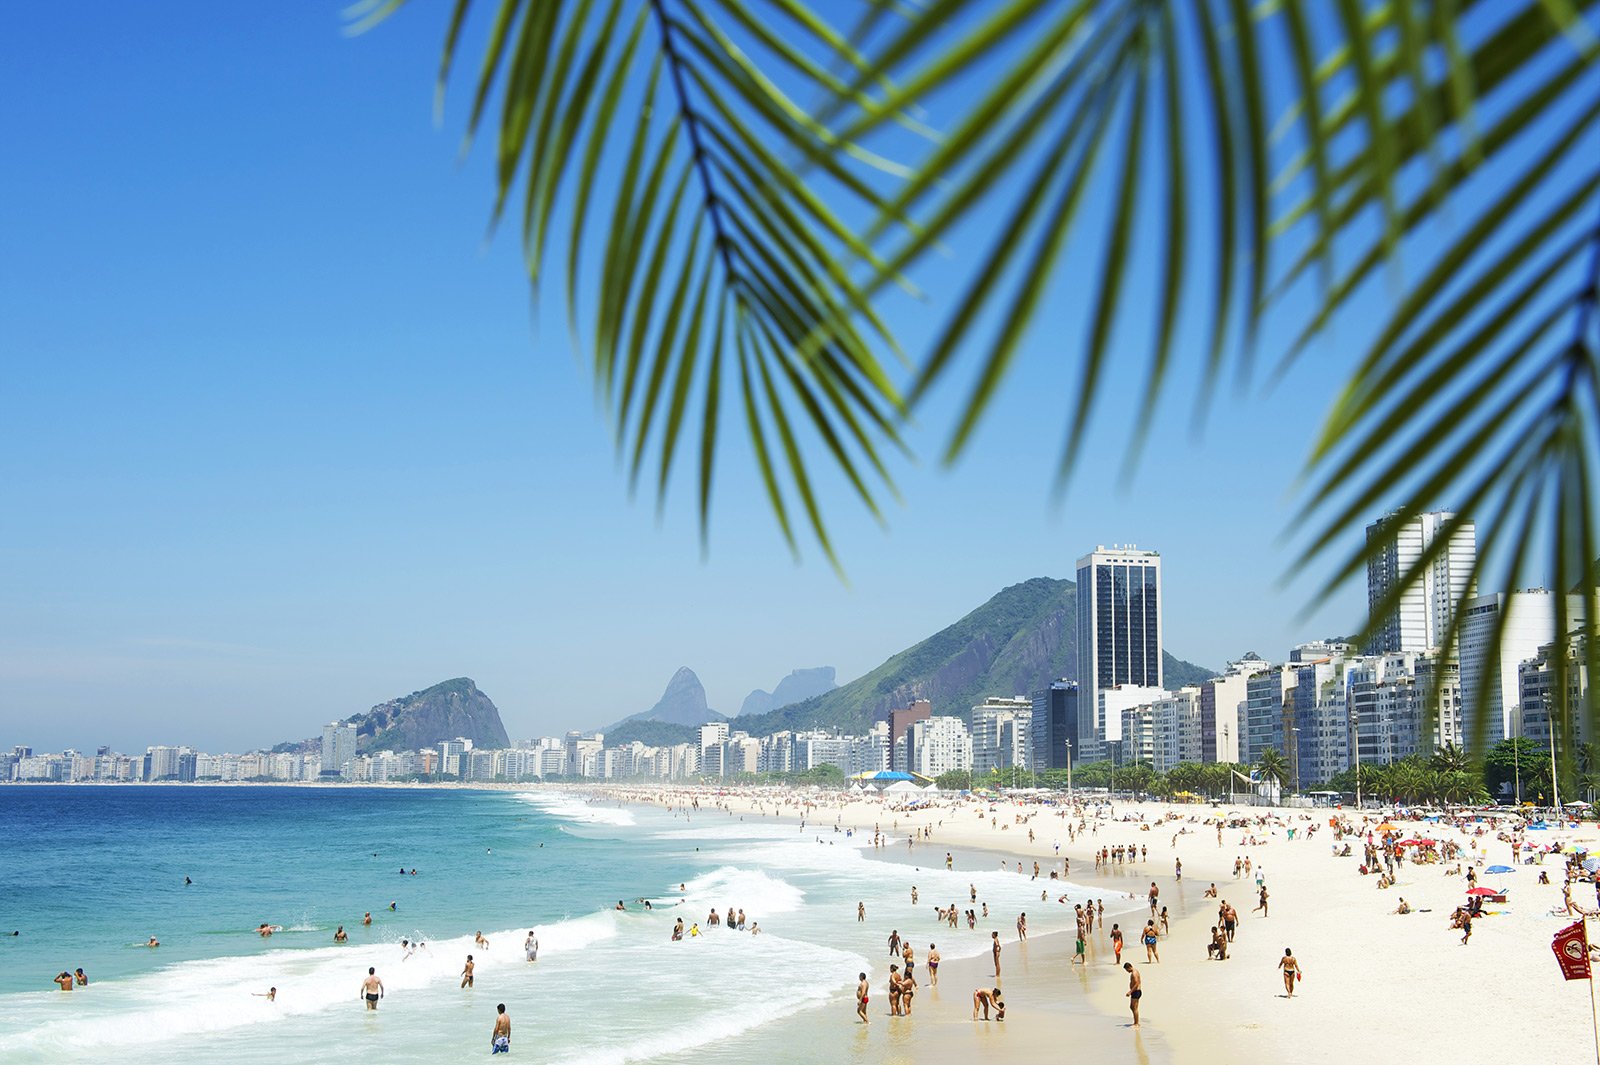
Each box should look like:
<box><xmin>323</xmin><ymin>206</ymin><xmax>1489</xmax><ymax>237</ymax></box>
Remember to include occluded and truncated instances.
<box><xmin>1553</xmin><ymin>921</ymin><xmax>1591</xmax><ymax>981</ymax></box>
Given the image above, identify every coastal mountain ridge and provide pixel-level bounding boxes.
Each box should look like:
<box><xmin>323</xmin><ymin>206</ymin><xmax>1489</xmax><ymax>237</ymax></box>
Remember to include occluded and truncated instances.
<box><xmin>739</xmin><ymin>667</ymin><xmax>838</xmax><ymax>716</ymax></box>
<box><xmin>272</xmin><ymin>677</ymin><xmax>510</xmax><ymax>754</ymax></box>
<box><xmin>602</xmin><ymin>577</ymin><xmax>1217</xmax><ymax>747</ymax></box>
<box><xmin>605</xmin><ymin>667</ymin><xmax>727</xmax><ymax>732</ymax></box>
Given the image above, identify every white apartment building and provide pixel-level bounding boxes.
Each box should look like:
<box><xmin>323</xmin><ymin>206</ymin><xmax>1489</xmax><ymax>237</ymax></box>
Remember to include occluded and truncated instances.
<box><xmin>904</xmin><ymin>716</ymin><xmax>971</xmax><ymax>777</ymax></box>
<box><xmin>1365</xmin><ymin>510</ymin><xmax>1476</xmax><ymax>654</ymax></box>
<box><xmin>1459</xmin><ymin>589</ymin><xmax>1588</xmax><ymax>746</ymax></box>
<box><xmin>970</xmin><ymin>697</ymin><xmax>1033</xmax><ymax>774</ymax></box>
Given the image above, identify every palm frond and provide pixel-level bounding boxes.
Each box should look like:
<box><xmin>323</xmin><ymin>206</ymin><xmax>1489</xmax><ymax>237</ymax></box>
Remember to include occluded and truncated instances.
<box><xmin>370</xmin><ymin>0</ymin><xmax>916</xmax><ymax>562</ymax></box>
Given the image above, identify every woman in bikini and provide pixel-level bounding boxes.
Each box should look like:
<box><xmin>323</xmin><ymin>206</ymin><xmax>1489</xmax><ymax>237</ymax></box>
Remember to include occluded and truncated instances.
<box><xmin>1278</xmin><ymin>948</ymin><xmax>1302</xmax><ymax>997</ymax></box>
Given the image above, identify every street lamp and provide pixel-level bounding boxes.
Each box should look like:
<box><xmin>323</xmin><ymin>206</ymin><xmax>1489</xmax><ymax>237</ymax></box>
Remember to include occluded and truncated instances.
<box><xmin>1065</xmin><ymin>739</ymin><xmax>1073</xmax><ymax>805</ymax></box>
<box><xmin>1290</xmin><ymin>726</ymin><xmax>1302</xmax><ymax>800</ymax></box>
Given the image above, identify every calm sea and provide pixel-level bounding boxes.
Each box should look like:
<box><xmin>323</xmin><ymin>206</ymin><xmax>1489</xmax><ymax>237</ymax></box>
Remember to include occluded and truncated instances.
<box><xmin>0</xmin><ymin>785</ymin><xmax>1101</xmax><ymax>1064</ymax></box>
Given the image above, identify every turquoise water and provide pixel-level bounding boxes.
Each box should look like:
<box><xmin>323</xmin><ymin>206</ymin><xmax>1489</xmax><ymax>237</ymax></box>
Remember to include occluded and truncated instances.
<box><xmin>0</xmin><ymin>786</ymin><xmax>1106</xmax><ymax>1063</ymax></box>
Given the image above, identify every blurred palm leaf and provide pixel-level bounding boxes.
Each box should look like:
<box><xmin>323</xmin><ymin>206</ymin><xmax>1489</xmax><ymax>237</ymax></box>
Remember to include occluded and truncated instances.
<box><xmin>358</xmin><ymin>0</ymin><xmax>921</xmax><ymax>573</ymax></box>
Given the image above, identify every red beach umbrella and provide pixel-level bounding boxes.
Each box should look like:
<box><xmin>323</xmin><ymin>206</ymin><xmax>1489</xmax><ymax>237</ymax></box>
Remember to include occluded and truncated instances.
<box><xmin>1466</xmin><ymin>887</ymin><xmax>1498</xmax><ymax>897</ymax></box>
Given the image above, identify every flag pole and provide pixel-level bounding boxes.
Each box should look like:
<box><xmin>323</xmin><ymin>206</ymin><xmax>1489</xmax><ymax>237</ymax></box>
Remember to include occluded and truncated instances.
<box><xmin>1588</xmin><ymin>916</ymin><xmax>1600</xmax><ymax>1065</ymax></box>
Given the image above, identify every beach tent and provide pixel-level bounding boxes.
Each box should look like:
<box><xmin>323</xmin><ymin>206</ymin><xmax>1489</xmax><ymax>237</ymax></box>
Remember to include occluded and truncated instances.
<box><xmin>882</xmin><ymin>780</ymin><xmax>923</xmax><ymax>794</ymax></box>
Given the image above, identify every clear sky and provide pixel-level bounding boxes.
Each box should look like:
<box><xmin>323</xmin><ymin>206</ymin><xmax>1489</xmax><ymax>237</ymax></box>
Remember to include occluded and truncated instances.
<box><xmin>8</xmin><ymin>2</ymin><xmax>1524</xmax><ymax>753</ymax></box>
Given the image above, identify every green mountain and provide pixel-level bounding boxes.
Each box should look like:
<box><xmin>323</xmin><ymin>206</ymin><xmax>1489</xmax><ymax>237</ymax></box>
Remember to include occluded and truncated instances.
<box><xmin>605</xmin><ymin>577</ymin><xmax>1217</xmax><ymax>741</ymax></box>
<box><xmin>273</xmin><ymin>677</ymin><xmax>511</xmax><ymax>754</ymax></box>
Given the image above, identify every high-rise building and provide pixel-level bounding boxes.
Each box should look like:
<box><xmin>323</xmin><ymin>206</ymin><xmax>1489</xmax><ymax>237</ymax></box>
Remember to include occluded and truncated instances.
<box><xmin>904</xmin><ymin>716</ymin><xmax>971</xmax><ymax>777</ymax></box>
<box><xmin>1244</xmin><ymin>667</ymin><xmax>1296</xmax><ymax>765</ymax></box>
<box><xmin>1458</xmin><ymin>589</ymin><xmax>1587</xmax><ymax>746</ymax></box>
<box><xmin>1201</xmin><ymin>656</ymin><xmax>1269</xmax><ymax>763</ymax></box>
<box><xmin>888</xmin><ymin>699</ymin><xmax>931</xmax><ymax>772</ymax></box>
<box><xmin>1030</xmin><ymin>680</ymin><xmax>1078</xmax><ymax>771</ymax></box>
<box><xmin>1520</xmin><ymin>639</ymin><xmax>1589</xmax><ymax>747</ymax></box>
<box><xmin>321</xmin><ymin>724</ymin><xmax>357</xmax><ymax>780</ymax></box>
<box><xmin>970</xmin><ymin>697</ymin><xmax>1033</xmax><ymax>776</ymax></box>
<box><xmin>698</xmin><ymin>722</ymin><xmax>729</xmax><ymax>777</ymax></box>
<box><xmin>1151</xmin><ymin>687</ymin><xmax>1203</xmax><ymax>771</ymax></box>
<box><xmin>1365</xmin><ymin>511</ymin><xmax>1476</xmax><ymax>654</ymax></box>
<box><xmin>1076</xmin><ymin>546</ymin><xmax>1163</xmax><ymax>756</ymax></box>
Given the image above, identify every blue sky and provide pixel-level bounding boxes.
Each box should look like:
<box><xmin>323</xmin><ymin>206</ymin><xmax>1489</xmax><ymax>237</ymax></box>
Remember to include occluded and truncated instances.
<box><xmin>7</xmin><ymin>2</ymin><xmax>1552</xmax><ymax>752</ymax></box>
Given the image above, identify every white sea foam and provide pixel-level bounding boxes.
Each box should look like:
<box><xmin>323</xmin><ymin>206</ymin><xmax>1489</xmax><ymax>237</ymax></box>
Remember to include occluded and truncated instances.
<box><xmin>515</xmin><ymin>792</ymin><xmax>637</xmax><ymax>826</ymax></box>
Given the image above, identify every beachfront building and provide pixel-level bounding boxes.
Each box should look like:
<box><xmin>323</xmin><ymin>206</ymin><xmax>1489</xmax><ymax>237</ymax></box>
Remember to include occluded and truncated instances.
<box><xmin>1076</xmin><ymin>546</ymin><xmax>1163</xmax><ymax>761</ymax></box>
<box><xmin>145</xmin><ymin>744</ymin><xmax>198</xmax><ymax>783</ymax></box>
<box><xmin>1201</xmin><ymin>655</ymin><xmax>1269</xmax><ymax>763</ymax></box>
<box><xmin>1459</xmin><ymin>589</ymin><xmax>1588</xmax><ymax>747</ymax></box>
<box><xmin>1288</xmin><ymin>656</ymin><xmax>1349</xmax><ymax>787</ymax></box>
<box><xmin>564</xmin><ymin>732</ymin><xmax>604</xmax><ymax>778</ymax></box>
<box><xmin>1029</xmin><ymin>679</ymin><xmax>1078</xmax><ymax>771</ymax></box>
<box><xmin>1364</xmin><ymin>510</ymin><xmax>1476</xmax><ymax>654</ymax></box>
<box><xmin>1097</xmin><ymin>684</ymin><xmax>1166</xmax><ymax>764</ymax></box>
<box><xmin>1347</xmin><ymin>653</ymin><xmax>1426</xmax><ymax>766</ymax></box>
<box><xmin>1120</xmin><ymin>705</ymin><xmax>1155</xmax><ymax>769</ymax></box>
<box><xmin>1150</xmin><ymin>687</ymin><xmax>1202</xmax><ymax>771</ymax></box>
<box><xmin>320</xmin><ymin>724</ymin><xmax>357</xmax><ymax>780</ymax></box>
<box><xmin>1520</xmin><ymin>639</ymin><xmax>1590</xmax><ymax>746</ymax></box>
<box><xmin>1244</xmin><ymin>666</ymin><xmax>1296</xmax><ymax>765</ymax></box>
<box><xmin>903</xmin><ymin>715</ymin><xmax>971</xmax><ymax>778</ymax></box>
<box><xmin>970</xmin><ymin>697</ymin><xmax>1033</xmax><ymax>775</ymax></box>
<box><xmin>887</xmin><ymin>699</ymin><xmax>931</xmax><ymax>772</ymax></box>
<box><xmin>697</xmin><ymin>722</ymin><xmax>729</xmax><ymax>777</ymax></box>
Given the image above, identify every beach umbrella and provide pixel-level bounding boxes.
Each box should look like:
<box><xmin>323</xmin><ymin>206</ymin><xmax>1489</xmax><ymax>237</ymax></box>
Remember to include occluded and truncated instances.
<box><xmin>1465</xmin><ymin>887</ymin><xmax>1499</xmax><ymax>896</ymax></box>
<box><xmin>1377</xmin><ymin>822</ymin><xmax>1399</xmax><ymax>832</ymax></box>
<box><xmin>1566</xmin><ymin>801</ymin><xmax>1592</xmax><ymax>808</ymax></box>
<box><xmin>1485</xmin><ymin>865</ymin><xmax>1514</xmax><ymax>874</ymax></box>
<box><xmin>1583</xmin><ymin>858</ymin><xmax>1600</xmax><ymax>873</ymax></box>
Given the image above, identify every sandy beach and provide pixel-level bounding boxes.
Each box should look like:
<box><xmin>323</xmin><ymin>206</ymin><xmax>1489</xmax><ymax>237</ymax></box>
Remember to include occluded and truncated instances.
<box><xmin>593</xmin><ymin>784</ymin><xmax>1600</xmax><ymax>1065</ymax></box>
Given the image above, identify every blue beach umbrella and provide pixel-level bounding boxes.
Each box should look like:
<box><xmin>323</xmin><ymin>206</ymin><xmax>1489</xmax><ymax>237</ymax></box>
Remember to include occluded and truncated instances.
<box><xmin>1485</xmin><ymin>865</ymin><xmax>1514</xmax><ymax>874</ymax></box>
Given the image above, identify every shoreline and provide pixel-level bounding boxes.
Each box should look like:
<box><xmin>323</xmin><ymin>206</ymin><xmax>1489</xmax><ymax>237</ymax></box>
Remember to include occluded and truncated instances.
<box><xmin>585</xmin><ymin>782</ymin><xmax>1600</xmax><ymax>1065</ymax></box>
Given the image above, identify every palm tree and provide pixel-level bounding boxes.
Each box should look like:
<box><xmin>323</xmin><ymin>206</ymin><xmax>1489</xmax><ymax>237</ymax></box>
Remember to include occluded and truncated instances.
<box><xmin>1255</xmin><ymin>748</ymin><xmax>1289</xmax><ymax>788</ymax></box>
<box><xmin>365</xmin><ymin>1</ymin><xmax>1598</xmax><ymax>735</ymax></box>
<box><xmin>1432</xmin><ymin>744</ymin><xmax>1471</xmax><ymax>774</ymax></box>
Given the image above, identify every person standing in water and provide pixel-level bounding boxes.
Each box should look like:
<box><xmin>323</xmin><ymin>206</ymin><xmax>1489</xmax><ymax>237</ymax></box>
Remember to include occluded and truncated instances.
<box><xmin>927</xmin><ymin>944</ymin><xmax>940</xmax><ymax>986</ymax></box>
<box><xmin>360</xmin><ymin>967</ymin><xmax>384</xmax><ymax>1010</ymax></box>
<box><xmin>525</xmin><ymin>930</ymin><xmax>539</xmax><ymax>960</ymax></box>
<box><xmin>856</xmin><ymin>972</ymin><xmax>869</xmax><ymax>1024</ymax></box>
<box><xmin>491</xmin><ymin>1003</ymin><xmax>511</xmax><ymax>1054</ymax></box>
<box><xmin>52</xmin><ymin>972</ymin><xmax>73</xmax><ymax>991</ymax></box>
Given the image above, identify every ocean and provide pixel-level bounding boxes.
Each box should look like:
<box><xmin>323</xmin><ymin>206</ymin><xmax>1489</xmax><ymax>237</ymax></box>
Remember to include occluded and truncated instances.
<box><xmin>0</xmin><ymin>785</ymin><xmax>1107</xmax><ymax>1063</ymax></box>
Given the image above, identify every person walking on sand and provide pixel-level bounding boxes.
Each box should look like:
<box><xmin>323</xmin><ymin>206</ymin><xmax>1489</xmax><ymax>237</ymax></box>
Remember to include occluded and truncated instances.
<box><xmin>1124</xmin><ymin>963</ymin><xmax>1142</xmax><ymax>1027</ymax></box>
<box><xmin>489</xmin><ymin>1004</ymin><xmax>512</xmax><ymax>1054</ymax></box>
<box><xmin>1278</xmin><ymin>948</ymin><xmax>1302</xmax><ymax>997</ymax></box>
<box><xmin>1110</xmin><ymin>923</ymin><xmax>1123</xmax><ymax>964</ymax></box>
<box><xmin>1148</xmin><ymin>882</ymin><xmax>1159</xmax><ymax>915</ymax></box>
<box><xmin>1255</xmin><ymin>885</ymin><xmax>1269</xmax><ymax>916</ymax></box>
<box><xmin>1460</xmin><ymin>910</ymin><xmax>1473</xmax><ymax>945</ymax></box>
<box><xmin>927</xmin><ymin>945</ymin><xmax>940</xmax><ymax>986</ymax></box>
<box><xmin>856</xmin><ymin>972</ymin><xmax>870</xmax><ymax>1023</ymax></box>
<box><xmin>360</xmin><ymin>967</ymin><xmax>384</xmax><ymax>1010</ymax></box>
<box><xmin>991</xmin><ymin>931</ymin><xmax>1002</xmax><ymax>977</ymax></box>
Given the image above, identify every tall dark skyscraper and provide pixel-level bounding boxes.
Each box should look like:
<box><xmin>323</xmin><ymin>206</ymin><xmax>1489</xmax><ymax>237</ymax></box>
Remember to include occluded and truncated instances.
<box><xmin>1076</xmin><ymin>545</ymin><xmax>1163</xmax><ymax>757</ymax></box>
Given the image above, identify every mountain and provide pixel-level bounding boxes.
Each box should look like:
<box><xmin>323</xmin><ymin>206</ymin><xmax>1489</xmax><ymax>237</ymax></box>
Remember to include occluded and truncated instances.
<box><xmin>739</xmin><ymin>667</ymin><xmax>838</xmax><ymax>716</ymax></box>
<box><xmin>734</xmin><ymin>577</ymin><xmax>1216</xmax><ymax>736</ymax></box>
<box><xmin>607</xmin><ymin>667</ymin><xmax>726</xmax><ymax>732</ymax></box>
<box><xmin>274</xmin><ymin>678</ymin><xmax>510</xmax><ymax>754</ymax></box>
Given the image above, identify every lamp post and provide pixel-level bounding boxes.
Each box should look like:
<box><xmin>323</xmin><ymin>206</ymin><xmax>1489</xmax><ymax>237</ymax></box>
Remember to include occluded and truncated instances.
<box><xmin>1290</xmin><ymin>726</ymin><xmax>1302</xmax><ymax>801</ymax></box>
<box><xmin>1222</xmin><ymin>722</ymin><xmax>1232</xmax><ymax>804</ymax></box>
<box><xmin>1065</xmin><ymin>739</ymin><xmax>1073</xmax><ymax>805</ymax></box>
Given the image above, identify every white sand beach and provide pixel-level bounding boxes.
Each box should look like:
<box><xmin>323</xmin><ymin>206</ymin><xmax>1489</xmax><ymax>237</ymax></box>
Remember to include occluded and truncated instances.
<box><xmin>595</xmin><ymin>784</ymin><xmax>1600</xmax><ymax>1065</ymax></box>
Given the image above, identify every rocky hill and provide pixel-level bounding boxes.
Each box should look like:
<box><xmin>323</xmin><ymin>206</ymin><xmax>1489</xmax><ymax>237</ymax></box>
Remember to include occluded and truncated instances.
<box><xmin>606</xmin><ymin>667</ymin><xmax>726</xmax><ymax>733</ymax></box>
<box><xmin>274</xmin><ymin>677</ymin><xmax>510</xmax><ymax>754</ymax></box>
<box><xmin>739</xmin><ymin>667</ymin><xmax>837</xmax><ymax>716</ymax></box>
